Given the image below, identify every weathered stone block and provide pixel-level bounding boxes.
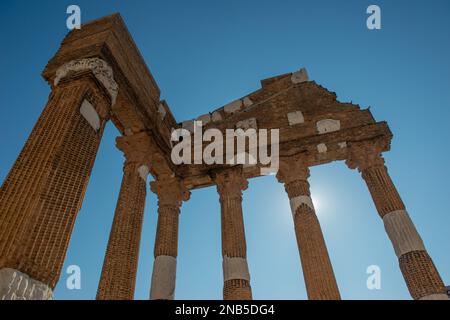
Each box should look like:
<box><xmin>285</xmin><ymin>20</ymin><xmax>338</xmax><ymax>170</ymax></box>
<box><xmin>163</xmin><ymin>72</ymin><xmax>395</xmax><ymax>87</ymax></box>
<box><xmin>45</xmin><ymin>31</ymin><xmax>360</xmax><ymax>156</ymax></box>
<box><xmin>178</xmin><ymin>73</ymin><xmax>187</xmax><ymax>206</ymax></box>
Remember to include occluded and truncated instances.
<box><xmin>0</xmin><ymin>268</ymin><xmax>52</xmax><ymax>300</ymax></box>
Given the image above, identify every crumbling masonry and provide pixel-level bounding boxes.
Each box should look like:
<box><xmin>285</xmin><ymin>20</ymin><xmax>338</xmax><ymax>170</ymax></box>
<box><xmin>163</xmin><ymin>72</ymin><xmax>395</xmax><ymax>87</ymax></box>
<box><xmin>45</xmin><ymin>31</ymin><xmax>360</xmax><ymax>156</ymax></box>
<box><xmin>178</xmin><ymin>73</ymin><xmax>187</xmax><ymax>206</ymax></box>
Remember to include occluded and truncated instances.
<box><xmin>0</xmin><ymin>14</ymin><xmax>447</xmax><ymax>300</ymax></box>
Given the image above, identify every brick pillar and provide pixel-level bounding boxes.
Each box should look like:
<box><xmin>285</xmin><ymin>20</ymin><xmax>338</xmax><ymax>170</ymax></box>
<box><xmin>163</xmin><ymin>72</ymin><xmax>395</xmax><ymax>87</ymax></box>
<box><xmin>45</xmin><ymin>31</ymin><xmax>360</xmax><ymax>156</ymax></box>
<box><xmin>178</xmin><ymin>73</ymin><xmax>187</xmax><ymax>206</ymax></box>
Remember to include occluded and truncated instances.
<box><xmin>347</xmin><ymin>140</ymin><xmax>448</xmax><ymax>300</ymax></box>
<box><xmin>214</xmin><ymin>167</ymin><xmax>252</xmax><ymax>300</ymax></box>
<box><xmin>0</xmin><ymin>58</ymin><xmax>117</xmax><ymax>299</ymax></box>
<box><xmin>149</xmin><ymin>176</ymin><xmax>190</xmax><ymax>300</ymax></box>
<box><xmin>277</xmin><ymin>154</ymin><xmax>341</xmax><ymax>300</ymax></box>
<box><xmin>96</xmin><ymin>135</ymin><xmax>150</xmax><ymax>300</ymax></box>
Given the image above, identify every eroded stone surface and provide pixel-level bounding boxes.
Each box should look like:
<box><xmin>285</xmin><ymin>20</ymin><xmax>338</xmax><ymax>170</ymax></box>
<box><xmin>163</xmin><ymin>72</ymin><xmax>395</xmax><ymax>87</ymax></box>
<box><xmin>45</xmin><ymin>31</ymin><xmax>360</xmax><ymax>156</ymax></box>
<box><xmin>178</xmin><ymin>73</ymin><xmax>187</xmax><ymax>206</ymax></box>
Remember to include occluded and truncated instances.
<box><xmin>0</xmin><ymin>268</ymin><xmax>52</xmax><ymax>300</ymax></box>
<box><xmin>54</xmin><ymin>58</ymin><xmax>119</xmax><ymax>106</ymax></box>
<box><xmin>80</xmin><ymin>99</ymin><xmax>101</xmax><ymax>131</ymax></box>
<box><xmin>197</xmin><ymin>113</ymin><xmax>211</xmax><ymax>125</ymax></box>
<box><xmin>236</xmin><ymin>118</ymin><xmax>257</xmax><ymax>130</ymax></box>
<box><xmin>291</xmin><ymin>68</ymin><xmax>309</xmax><ymax>84</ymax></box>
<box><xmin>287</xmin><ymin>111</ymin><xmax>305</xmax><ymax>125</ymax></box>
<box><xmin>224</xmin><ymin>100</ymin><xmax>242</xmax><ymax>114</ymax></box>
<box><xmin>289</xmin><ymin>195</ymin><xmax>315</xmax><ymax>217</ymax></box>
<box><xmin>243</xmin><ymin>97</ymin><xmax>253</xmax><ymax>107</ymax></box>
<box><xmin>317</xmin><ymin>119</ymin><xmax>341</xmax><ymax>134</ymax></box>
<box><xmin>317</xmin><ymin>143</ymin><xmax>327</xmax><ymax>153</ymax></box>
<box><xmin>150</xmin><ymin>256</ymin><xmax>177</xmax><ymax>300</ymax></box>
<box><xmin>158</xmin><ymin>103</ymin><xmax>167</xmax><ymax>120</ymax></box>
<box><xmin>383</xmin><ymin>210</ymin><xmax>425</xmax><ymax>257</ymax></box>
<box><xmin>212</xmin><ymin>110</ymin><xmax>223</xmax><ymax>122</ymax></box>
<box><xmin>223</xmin><ymin>256</ymin><xmax>250</xmax><ymax>282</ymax></box>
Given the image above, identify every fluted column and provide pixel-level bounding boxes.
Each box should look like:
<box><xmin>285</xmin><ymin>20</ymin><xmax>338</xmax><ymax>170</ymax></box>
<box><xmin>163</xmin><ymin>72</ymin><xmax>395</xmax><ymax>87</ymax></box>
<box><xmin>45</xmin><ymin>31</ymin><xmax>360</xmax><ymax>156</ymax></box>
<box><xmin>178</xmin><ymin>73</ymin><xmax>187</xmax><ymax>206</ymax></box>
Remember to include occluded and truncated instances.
<box><xmin>0</xmin><ymin>58</ymin><xmax>117</xmax><ymax>299</ymax></box>
<box><xmin>214</xmin><ymin>167</ymin><xmax>252</xmax><ymax>300</ymax></box>
<box><xmin>149</xmin><ymin>176</ymin><xmax>190</xmax><ymax>300</ymax></box>
<box><xmin>96</xmin><ymin>135</ymin><xmax>151</xmax><ymax>300</ymax></box>
<box><xmin>347</xmin><ymin>140</ymin><xmax>448</xmax><ymax>300</ymax></box>
<box><xmin>277</xmin><ymin>154</ymin><xmax>340</xmax><ymax>300</ymax></box>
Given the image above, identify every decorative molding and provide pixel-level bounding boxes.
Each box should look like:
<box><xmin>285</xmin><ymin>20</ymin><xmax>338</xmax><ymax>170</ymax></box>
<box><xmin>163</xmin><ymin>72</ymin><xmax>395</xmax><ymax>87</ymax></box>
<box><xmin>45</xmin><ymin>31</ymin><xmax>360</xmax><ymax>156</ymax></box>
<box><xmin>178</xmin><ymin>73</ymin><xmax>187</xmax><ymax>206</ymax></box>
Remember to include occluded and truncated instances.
<box><xmin>151</xmin><ymin>176</ymin><xmax>191</xmax><ymax>207</ymax></box>
<box><xmin>346</xmin><ymin>139</ymin><xmax>388</xmax><ymax>172</ymax></box>
<box><xmin>214</xmin><ymin>167</ymin><xmax>248</xmax><ymax>200</ymax></box>
<box><xmin>54</xmin><ymin>58</ymin><xmax>119</xmax><ymax>106</ymax></box>
<box><xmin>276</xmin><ymin>154</ymin><xmax>310</xmax><ymax>184</ymax></box>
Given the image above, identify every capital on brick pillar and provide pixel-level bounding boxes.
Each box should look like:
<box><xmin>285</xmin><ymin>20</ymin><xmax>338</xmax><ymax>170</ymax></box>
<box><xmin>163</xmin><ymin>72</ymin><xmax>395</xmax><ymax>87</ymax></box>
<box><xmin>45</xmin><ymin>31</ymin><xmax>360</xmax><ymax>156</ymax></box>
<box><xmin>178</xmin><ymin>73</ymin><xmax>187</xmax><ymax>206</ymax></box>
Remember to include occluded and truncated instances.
<box><xmin>0</xmin><ymin>58</ymin><xmax>118</xmax><ymax>300</ymax></box>
<box><xmin>149</xmin><ymin>175</ymin><xmax>190</xmax><ymax>300</ymax></box>
<box><xmin>213</xmin><ymin>167</ymin><xmax>252</xmax><ymax>300</ymax></box>
<box><xmin>346</xmin><ymin>139</ymin><xmax>448</xmax><ymax>300</ymax></box>
<box><xmin>96</xmin><ymin>134</ymin><xmax>152</xmax><ymax>300</ymax></box>
<box><xmin>276</xmin><ymin>154</ymin><xmax>341</xmax><ymax>300</ymax></box>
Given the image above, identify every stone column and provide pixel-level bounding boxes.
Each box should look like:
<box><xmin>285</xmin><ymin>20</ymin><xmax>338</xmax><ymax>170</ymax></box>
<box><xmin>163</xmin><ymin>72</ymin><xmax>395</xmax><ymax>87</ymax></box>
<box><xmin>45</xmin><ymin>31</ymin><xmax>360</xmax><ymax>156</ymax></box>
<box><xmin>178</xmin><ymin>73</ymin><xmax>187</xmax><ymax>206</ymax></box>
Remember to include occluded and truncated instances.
<box><xmin>149</xmin><ymin>176</ymin><xmax>190</xmax><ymax>300</ymax></box>
<box><xmin>0</xmin><ymin>58</ymin><xmax>117</xmax><ymax>299</ymax></box>
<box><xmin>96</xmin><ymin>136</ymin><xmax>150</xmax><ymax>300</ymax></box>
<box><xmin>277</xmin><ymin>154</ymin><xmax>341</xmax><ymax>300</ymax></box>
<box><xmin>347</xmin><ymin>140</ymin><xmax>448</xmax><ymax>300</ymax></box>
<box><xmin>214</xmin><ymin>167</ymin><xmax>252</xmax><ymax>300</ymax></box>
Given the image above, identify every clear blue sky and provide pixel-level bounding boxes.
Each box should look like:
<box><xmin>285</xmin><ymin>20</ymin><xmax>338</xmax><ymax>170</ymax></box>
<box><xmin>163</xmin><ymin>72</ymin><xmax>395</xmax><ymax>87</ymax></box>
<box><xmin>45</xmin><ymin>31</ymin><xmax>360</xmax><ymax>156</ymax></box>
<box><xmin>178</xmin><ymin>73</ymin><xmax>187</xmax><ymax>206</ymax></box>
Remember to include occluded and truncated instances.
<box><xmin>0</xmin><ymin>0</ymin><xmax>449</xmax><ymax>300</ymax></box>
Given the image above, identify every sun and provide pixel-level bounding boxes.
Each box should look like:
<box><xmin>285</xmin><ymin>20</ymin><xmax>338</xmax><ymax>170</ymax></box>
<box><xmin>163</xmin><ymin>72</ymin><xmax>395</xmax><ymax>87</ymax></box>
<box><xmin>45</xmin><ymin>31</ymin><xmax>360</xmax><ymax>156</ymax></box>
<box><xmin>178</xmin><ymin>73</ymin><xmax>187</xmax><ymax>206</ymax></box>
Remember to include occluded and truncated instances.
<box><xmin>311</xmin><ymin>194</ymin><xmax>322</xmax><ymax>212</ymax></box>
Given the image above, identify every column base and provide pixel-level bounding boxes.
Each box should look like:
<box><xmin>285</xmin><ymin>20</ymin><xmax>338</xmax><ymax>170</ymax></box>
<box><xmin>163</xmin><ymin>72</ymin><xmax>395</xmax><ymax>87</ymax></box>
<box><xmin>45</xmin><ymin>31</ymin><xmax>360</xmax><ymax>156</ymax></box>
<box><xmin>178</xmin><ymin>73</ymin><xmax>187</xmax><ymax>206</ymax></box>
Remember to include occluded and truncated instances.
<box><xmin>0</xmin><ymin>268</ymin><xmax>52</xmax><ymax>300</ymax></box>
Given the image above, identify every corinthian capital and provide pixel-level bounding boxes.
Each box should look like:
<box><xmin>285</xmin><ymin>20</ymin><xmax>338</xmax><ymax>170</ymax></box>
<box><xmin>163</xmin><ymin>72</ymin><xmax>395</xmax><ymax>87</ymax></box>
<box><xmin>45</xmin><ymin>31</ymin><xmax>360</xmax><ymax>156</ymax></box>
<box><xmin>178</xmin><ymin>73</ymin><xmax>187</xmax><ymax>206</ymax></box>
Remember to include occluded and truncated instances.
<box><xmin>276</xmin><ymin>153</ymin><xmax>310</xmax><ymax>184</ymax></box>
<box><xmin>213</xmin><ymin>167</ymin><xmax>248</xmax><ymax>200</ymax></box>
<box><xmin>116</xmin><ymin>132</ymin><xmax>156</xmax><ymax>166</ymax></box>
<box><xmin>151</xmin><ymin>176</ymin><xmax>190</xmax><ymax>208</ymax></box>
<box><xmin>345</xmin><ymin>139</ymin><xmax>388</xmax><ymax>172</ymax></box>
<box><xmin>54</xmin><ymin>58</ymin><xmax>119</xmax><ymax>106</ymax></box>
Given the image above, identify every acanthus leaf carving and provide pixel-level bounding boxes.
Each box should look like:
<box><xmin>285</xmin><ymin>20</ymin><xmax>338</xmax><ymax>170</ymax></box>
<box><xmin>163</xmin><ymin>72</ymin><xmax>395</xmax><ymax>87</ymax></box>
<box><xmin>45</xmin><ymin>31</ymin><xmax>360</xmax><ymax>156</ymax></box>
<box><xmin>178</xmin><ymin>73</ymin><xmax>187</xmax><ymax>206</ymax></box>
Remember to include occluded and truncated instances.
<box><xmin>54</xmin><ymin>58</ymin><xmax>119</xmax><ymax>106</ymax></box>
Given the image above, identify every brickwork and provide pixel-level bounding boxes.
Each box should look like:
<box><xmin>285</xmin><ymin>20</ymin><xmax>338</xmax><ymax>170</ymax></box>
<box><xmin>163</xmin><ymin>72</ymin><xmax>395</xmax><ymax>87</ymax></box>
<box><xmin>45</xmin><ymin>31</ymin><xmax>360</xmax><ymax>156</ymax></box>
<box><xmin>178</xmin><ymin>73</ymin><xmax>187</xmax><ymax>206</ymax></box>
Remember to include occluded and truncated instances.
<box><xmin>293</xmin><ymin>204</ymin><xmax>341</xmax><ymax>299</ymax></box>
<box><xmin>154</xmin><ymin>206</ymin><xmax>180</xmax><ymax>258</ymax></box>
<box><xmin>96</xmin><ymin>161</ymin><xmax>147</xmax><ymax>300</ymax></box>
<box><xmin>223</xmin><ymin>279</ymin><xmax>252</xmax><ymax>300</ymax></box>
<box><xmin>0</xmin><ymin>14</ymin><xmax>446</xmax><ymax>301</ymax></box>
<box><xmin>215</xmin><ymin>168</ymin><xmax>253</xmax><ymax>300</ymax></box>
<box><xmin>399</xmin><ymin>250</ymin><xmax>446</xmax><ymax>300</ymax></box>
<box><xmin>347</xmin><ymin>140</ymin><xmax>447</xmax><ymax>300</ymax></box>
<box><xmin>151</xmin><ymin>177</ymin><xmax>190</xmax><ymax>258</ymax></box>
<box><xmin>0</xmin><ymin>76</ymin><xmax>110</xmax><ymax>288</ymax></box>
<box><xmin>361</xmin><ymin>165</ymin><xmax>405</xmax><ymax>217</ymax></box>
<box><xmin>277</xmin><ymin>154</ymin><xmax>341</xmax><ymax>300</ymax></box>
